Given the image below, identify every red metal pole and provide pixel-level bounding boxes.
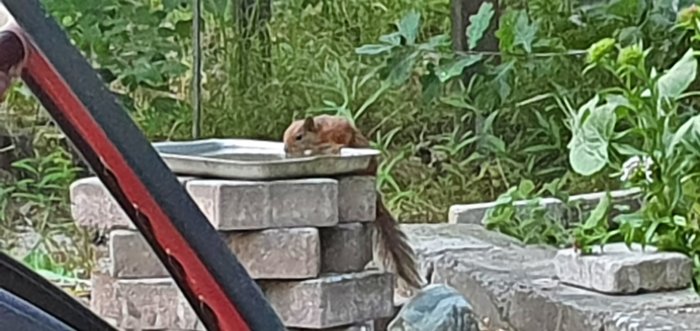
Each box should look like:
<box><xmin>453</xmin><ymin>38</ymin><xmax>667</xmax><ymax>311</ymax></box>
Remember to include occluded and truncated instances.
<box><xmin>0</xmin><ymin>13</ymin><xmax>121</xmax><ymax>331</ymax></box>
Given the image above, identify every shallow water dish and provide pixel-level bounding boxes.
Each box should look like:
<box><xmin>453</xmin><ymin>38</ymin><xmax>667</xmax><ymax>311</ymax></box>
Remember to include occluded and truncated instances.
<box><xmin>152</xmin><ymin>139</ymin><xmax>380</xmax><ymax>180</ymax></box>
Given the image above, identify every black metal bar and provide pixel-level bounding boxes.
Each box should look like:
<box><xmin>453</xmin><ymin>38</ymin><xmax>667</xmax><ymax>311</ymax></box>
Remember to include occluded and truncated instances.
<box><xmin>0</xmin><ymin>251</ymin><xmax>117</xmax><ymax>330</ymax></box>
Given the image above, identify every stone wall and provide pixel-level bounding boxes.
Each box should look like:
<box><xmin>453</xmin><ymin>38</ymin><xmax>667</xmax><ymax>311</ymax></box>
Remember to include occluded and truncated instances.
<box><xmin>437</xmin><ymin>189</ymin><xmax>700</xmax><ymax>330</ymax></box>
<box><xmin>70</xmin><ymin>175</ymin><xmax>394</xmax><ymax>331</ymax></box>
<box><xmin>406</xmin><ymin>224</ymin><xmax>699</xmax><ymax>331</ymax></box>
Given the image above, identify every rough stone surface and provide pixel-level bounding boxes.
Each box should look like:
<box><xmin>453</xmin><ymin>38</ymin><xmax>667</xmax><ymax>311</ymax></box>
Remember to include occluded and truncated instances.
<box><xmin>320</xmin><ymin>223</ymin><xmax>373</xmax><ymax>273</ymax></box>
<box><xmin>108</xmin><ymin>227</ymin><xmax>321</xmax><ymax>279</ymax></box>
<box><xmin>92</xmin><ymin>272</ymin><xmax>390</xmax><ymax>331</ymax></box>
<box><xmin>70</xmin><ymin>176</ymin><xmax>195</xmax><ymax>229</ymax></box>
<box><xmin>338</xmin><ymin>176</ymin><xmax>376</xmax><ymax>223</ymax></box>
<box><xmin>90</xmin><ymin>272</ymin><xmax>204</xmax><ymax>331</ymax></box>
<box><xmin>605</xmin><ymin>310</ymin><xmax>700</xmax><ymax>331</ymax></box>
<box><xmin>259</xmin><ymin>271</ymin><xmax>395</xmax><ymax>329</ymax></box>
<box><xmin>448</xmin><ymin>188</ymin><xmax>642</xmax><ymax>226</ymax></box>
<box><xmin>553</xmin><ymin>243</ymin><xmax>693</xmax><ymax>294</ymax></box>
<box><xmin>109</xmin><ymin>230</ymin><xmax>168</xmax><ymax>279</ymax></box>
<box><xmin>374</xmin><ymin>312</ymin><xmax>397</xmax><ymax>331</ymax></box>
<box><xmin>186</xmin><ymin>179</ymin><xmax>338</xmax><ymax>230</ymax></box>
<box><xmin>387</xmin><ymin>284</ymin><xmax>479</xmax><ymax>331</ymax></box>
<box><xmin>402</xmin><ymin>223</ymin><xmax>700</xmax><ymax>331</ymax></box>
<box><xmin>224</xmin><ymin>227</ymin><xmax>321</xmax><ymax>279</ymax></box>
<box><xmin>289</xmin><ymin>321</ymin><xmax>375</xmax><ymax>331</ymax></box>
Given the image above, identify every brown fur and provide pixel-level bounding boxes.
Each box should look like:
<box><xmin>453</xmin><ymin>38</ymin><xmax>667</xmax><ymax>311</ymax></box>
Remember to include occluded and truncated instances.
<box><xmin>283</xmin><ymin>114</ymin><xmax>424</xmax><ymax>290</ymax></box>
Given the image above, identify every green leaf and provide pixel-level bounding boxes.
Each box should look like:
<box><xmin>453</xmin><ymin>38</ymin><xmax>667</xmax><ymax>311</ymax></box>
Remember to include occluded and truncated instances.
<box><xmin>581</xmin><ymin>194</ymin><xmax>610</xmax><ymax>230</ymax></box>
<box><xmin>163</xmin><ymin>0</ymin><xmax>187</xmax><ymax>10</ymax></box>
<box><xmin>601</xmin><ymin>229</ymin><xmax>621</xmax><ymax>246</ymax></box>
<box><xmin>492</xmin><ymin>60</ymin><xmax>515</xmax><ymax>102</ymax></box>
<box><xmin>518</xmin><ymin>179</ymin><xmax>536</xmax><ymax>196</ymax></box>
<box><xmin>568</xmin><ymin>138</ymin><xmax>607</xmax><ymax>177</ymax></box>
<box><xmin>11</xmin><ymin>161</ymin><xmax>39</xmax><ymax>175</ymax></box>
<box><xmin>174</xmin><ymin>19</ymin><xmax>194</xmax><ymax>38</ymax></box>
<box><xmin>493</xmin><ymin>190</ymin><xmax>515</xmax><ymax>205</ymax></box>
<box><xmin>420</xmin><ymin>70</ymin><xmax>441</xmax><ymax>103</ymax></box>
<box><xmin>644</xmin><ymin>220</ymin><xmax>660</xmax><ymax>244</ymax></box>
<box><xmin>612</xmin><ymin>142</ymin><xmax>644</xmax><ymax>156</ymax></box>
<box><xmin>204</xmin><ymin>0</ymin><xmax>229</xmax><ymax>14</ymax></box>
<box><xmin>420</xmin><ymin>34</ymin><xmax>451</xmax><ymax>51</ymax></box>
<box><xmin>397</xmin><ymin>11</ymin><xmax>421</xmax><ymax>45</ymax></box>
<box><xmin>514</xmin><ymin>11</ymin><xmax>538</xmax><ymax>53</ymax></box>
<box><xmin>379</xmin><ymin>32</ymin><xmax>402</xmax><ymax>46</ymax></box>
<box><xmin>607</xmin><ymin>0</ymin><xmax>646</xmax><ymax>21</ymax></box>
<box><xmin>618</xmin><ymin>26</ymin><xmax>642</xmax><ymax>45</ymax></box>
<box><xmin>567</xmin><ymin>96</ymin><xmax>617</xmax><ymax>176</ymax></box>
<box><xmin>466</xmin><ymin>2</ymin><xmax>495</xmax><ymax>50</ymax></box>
<box><xmin>384</xmin><ymin>51</ymin><xmax>419</xmax><ymax>86</ymax></box>
<box><xmin>667</xmin><ymin>114</ymin><xmax>700</xmax><ymax>155</ymax></box>
<box><xmin>495</xmin><ymin>10</ymin><xmax>516</xmax><ymax>52</ymax></box>
<box><xmin>673</xmin><ymin>215</ymin><xmax>688</xmax><ymax>227</ymax></box>
<box><xmin>440</xmin><ymin>95</ymin><xmax>475</xmax><ymax>109</ymax></box>
<box><xmin>355</xmin><ymin>44</ymin><xmax>394</xmax><ymax>55</ymax></box>
<box><xmin>435</xmin><ymin>55</ymin><xmax>483</xmax><ymax>82</ymax></box>
<box><xmin>479</xmin><ymin>134</ymin><xmax>507</xmax><ymax>154</ymax></box>
<box><xmin>657</xmin><ymin>48</ymin><xmax>698</xmax><ymax>100</ymax></box>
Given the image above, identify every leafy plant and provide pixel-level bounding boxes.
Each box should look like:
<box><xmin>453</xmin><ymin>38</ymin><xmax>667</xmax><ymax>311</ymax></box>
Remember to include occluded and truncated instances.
<box><xmin>565</xmin><ymin>20</ymin><xmax>700</xmax><ymax>286</ymax></box>
<box><xmin>485</xmin><ymin>179</ymin><xmax>572</xmax><ymax>247</ymax></box>
<box><xmin>0</xmin><ymin>147</ymin><xmax>93</xmax><ymax>279</ymax></box>
<box><xmin>355</xmin><ymin>4</ymin><xmax>519</xmax><ymax>105</ymax></box>
<box><xmin>571</xmin><ymin>192</ymin><xmax>617</xmax><ymax>254</ymax></box>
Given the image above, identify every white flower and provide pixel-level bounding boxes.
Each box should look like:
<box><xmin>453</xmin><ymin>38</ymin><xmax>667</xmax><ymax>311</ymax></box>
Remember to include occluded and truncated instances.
<box><xmin>620</xmin><ymin>155</ymin><xmax>654</xmax><ymax>183</ymax></box>
<box><xmin>641</xmin><ymin>156</ymin><xmax>654</xmax><ymax>182</ymax></box>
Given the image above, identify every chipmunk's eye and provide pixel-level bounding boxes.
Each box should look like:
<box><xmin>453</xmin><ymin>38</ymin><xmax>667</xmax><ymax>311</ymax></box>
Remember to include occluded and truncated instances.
<box><xmin>295</xmin><ymin>133</ymin><xmax>303</xmax><ymax>141</ymax></box>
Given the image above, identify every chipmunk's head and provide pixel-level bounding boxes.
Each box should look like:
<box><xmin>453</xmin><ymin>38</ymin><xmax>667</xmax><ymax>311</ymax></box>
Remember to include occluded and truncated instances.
<box><xmin>283</xmin><ymin>116</ymin><xmax>321</xmax><ymax>157</ymax></box>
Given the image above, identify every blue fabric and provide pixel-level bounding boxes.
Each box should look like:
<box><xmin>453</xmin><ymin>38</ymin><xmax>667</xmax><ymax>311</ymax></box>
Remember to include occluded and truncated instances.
<box><xmin>388</xmin><ymin>284</ymin><xmax>480</xmax><ymax>331</ymax></box>
<box><xmin>0</xmin><ymin>289</ymin><xmax>75</xmax><ymax>331</ymax></box>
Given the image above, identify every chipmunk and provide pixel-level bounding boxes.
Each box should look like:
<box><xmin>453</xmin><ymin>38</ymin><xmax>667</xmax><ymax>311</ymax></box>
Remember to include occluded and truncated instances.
<box><xmin>283</xmin><ymin>115</ymin><xmax>425</xmax><ymax>290</ymax></box>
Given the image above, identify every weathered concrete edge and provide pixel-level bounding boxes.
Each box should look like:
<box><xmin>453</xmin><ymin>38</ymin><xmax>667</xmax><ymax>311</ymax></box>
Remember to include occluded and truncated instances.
<box><xmin>427</xmin><ymin>253</ymin><xmax>700</xmax><ymax>331</ymax></box>
<box><xmin>448</xmin><ymin>188</ymin><xmax>643</xmax><ymax>225</ymax></box>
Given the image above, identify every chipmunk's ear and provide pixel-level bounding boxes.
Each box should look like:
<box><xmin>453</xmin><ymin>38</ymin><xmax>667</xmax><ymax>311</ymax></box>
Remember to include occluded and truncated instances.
<box><xmin>302</xmin><ymin>116</ymin><xmax>316</xmax><ymax>132</ymax></box>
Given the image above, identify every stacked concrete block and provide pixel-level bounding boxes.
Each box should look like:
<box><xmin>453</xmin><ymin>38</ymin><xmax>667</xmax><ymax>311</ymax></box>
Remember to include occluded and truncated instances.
<box><xmin>553</xmin><ymin>243</ymin><xmax>693</xmax><ymax>295</ymax></box>
<box><xmin>70</xmin><ymin>174</ymin><xmax>395</xmax><ymax>331</ymax></box>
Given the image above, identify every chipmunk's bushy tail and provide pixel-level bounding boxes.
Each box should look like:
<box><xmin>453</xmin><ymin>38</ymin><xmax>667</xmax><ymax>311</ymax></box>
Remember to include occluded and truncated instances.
<box><xmin>373</xmin><ymin>194</ymin><xmax>424</xmax><ymax>290</ymax></box>
<box><xmin>347</xmin><ymin>133</ymin><xmax>424</xmax><ymax>289</ymax></box>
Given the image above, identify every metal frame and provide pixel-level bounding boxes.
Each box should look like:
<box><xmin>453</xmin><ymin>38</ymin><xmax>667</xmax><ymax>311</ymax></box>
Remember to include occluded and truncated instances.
<box><xmin>192</xmin><ymin>0</ymin><xmax>202</xmax><ymax>138</ymax></box>
<box><xmin>0</xmin><ymin>1</ymin><xmax>285</xmax><ymax>330</ymax></box>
